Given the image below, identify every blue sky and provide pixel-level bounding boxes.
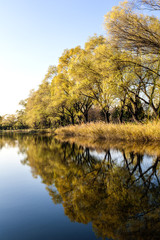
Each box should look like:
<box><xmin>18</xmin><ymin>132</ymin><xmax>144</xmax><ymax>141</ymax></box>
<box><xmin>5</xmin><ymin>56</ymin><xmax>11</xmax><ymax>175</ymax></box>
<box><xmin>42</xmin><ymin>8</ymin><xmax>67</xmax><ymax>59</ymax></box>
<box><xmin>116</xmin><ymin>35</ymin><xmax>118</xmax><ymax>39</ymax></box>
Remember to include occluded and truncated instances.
<box><xmin>0</xmin><ymin>0</ymin><xmax>124</xmax><ymax>115</ymax></box>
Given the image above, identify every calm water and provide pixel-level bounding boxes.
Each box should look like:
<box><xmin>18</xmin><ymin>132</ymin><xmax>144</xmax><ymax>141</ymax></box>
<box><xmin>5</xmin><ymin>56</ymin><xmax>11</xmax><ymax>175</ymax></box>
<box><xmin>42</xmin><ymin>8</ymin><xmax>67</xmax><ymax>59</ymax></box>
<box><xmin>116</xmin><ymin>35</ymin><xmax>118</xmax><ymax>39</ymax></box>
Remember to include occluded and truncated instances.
<box><xmin>0</xmin><ymin>133</ymin><xmax>160</xmax><ymax>240</ymax></box>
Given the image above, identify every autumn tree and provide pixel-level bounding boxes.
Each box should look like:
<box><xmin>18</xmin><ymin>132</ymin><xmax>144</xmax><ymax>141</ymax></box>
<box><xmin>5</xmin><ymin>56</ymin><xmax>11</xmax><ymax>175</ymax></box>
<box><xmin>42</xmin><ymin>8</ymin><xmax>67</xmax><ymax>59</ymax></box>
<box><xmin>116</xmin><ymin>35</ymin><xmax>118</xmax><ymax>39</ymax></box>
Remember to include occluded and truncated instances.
<box><xmin>24</xmin><ymin>66</ymin><xmax>57</xmax><ymax>128</ymax></box>
<box><xmin>104</xmin><ymin>2</ymin><xmax>160</xmax><ymax>118</ymax></box>
<box><xmin>51</xmin><ymin>46</ymin><xmax>93</xmax><ymax>124</ymax></box>
<box><xmin>69</xmin><ymin>35</ymin><xmax>117</xmax><ymax>123</ymax></box>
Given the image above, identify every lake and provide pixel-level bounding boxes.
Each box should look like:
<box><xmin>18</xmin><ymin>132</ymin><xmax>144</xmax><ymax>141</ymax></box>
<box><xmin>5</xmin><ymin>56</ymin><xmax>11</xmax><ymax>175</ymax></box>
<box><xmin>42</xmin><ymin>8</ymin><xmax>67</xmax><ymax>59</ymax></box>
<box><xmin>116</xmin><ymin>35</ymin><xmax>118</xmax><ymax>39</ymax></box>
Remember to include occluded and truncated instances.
<box><xmin>0</xmin><ymin>133</ymin><xmax>160</xmax><ymax>240</ymax></box>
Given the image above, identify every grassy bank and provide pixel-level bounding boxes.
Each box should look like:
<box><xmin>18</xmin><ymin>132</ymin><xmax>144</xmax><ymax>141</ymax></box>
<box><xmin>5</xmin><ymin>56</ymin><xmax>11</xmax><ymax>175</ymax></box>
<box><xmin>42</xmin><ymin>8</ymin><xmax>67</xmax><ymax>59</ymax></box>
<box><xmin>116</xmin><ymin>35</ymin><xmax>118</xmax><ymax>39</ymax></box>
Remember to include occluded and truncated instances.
<box><xmin>55</xmin><ymin>121</ymin><xmax>160</xmax><ymax>142</ymax></box>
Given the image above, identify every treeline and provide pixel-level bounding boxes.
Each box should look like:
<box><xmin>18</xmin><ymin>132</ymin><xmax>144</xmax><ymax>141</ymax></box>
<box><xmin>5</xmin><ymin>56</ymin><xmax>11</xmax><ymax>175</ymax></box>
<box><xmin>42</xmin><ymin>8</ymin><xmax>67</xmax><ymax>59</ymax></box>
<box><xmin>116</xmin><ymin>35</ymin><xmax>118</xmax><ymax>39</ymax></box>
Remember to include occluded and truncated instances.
<box><xmin>1</xmin><ymin>0</ymin><xmax>160</xmax><ymax>130</ymax></box>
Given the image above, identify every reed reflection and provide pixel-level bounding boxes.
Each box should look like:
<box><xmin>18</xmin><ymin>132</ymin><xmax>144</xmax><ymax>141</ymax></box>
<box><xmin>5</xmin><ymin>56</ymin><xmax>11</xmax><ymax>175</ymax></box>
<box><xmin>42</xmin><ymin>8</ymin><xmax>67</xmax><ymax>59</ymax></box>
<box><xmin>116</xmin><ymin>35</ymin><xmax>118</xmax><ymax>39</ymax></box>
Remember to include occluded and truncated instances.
<box><xmin>1</xmin><ymin>133</ymin><xmax>160</xmax><ymax>240</ymax></box>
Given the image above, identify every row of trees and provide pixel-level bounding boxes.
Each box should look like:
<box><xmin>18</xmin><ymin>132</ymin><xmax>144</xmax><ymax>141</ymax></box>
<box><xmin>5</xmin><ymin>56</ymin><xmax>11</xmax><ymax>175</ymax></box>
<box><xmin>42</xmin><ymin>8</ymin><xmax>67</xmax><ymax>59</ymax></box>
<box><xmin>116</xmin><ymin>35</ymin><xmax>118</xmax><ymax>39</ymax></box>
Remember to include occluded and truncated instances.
<box><xmin>1</xmin><ymin>0</ymin><xmax>160</xmax><ymax>129</ymax></box>
<box><xmin>0</xmin><ymin>109</ymin><xmax>27</xmax><ymax>130</ymax></box>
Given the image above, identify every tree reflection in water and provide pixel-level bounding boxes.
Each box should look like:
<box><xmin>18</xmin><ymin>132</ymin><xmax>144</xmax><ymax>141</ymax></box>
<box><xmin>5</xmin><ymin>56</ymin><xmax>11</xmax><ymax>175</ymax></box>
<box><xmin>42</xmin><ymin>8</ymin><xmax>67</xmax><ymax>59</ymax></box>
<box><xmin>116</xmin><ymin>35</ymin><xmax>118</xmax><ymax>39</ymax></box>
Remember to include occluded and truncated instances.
<box><xmin>1</xmin><ymin>133</ymin><xmax>160</xmax><ymax>240</ymax></box>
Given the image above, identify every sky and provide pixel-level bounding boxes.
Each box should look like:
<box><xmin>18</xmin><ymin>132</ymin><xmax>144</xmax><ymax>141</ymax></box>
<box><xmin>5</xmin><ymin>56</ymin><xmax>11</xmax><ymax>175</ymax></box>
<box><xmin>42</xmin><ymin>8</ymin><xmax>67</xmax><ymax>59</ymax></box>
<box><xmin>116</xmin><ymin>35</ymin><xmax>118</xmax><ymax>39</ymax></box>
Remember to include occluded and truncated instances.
<box><xmin>0</xmin><ymin>0</ymin><xmax>123</xmax><ymax>115</ymax></box>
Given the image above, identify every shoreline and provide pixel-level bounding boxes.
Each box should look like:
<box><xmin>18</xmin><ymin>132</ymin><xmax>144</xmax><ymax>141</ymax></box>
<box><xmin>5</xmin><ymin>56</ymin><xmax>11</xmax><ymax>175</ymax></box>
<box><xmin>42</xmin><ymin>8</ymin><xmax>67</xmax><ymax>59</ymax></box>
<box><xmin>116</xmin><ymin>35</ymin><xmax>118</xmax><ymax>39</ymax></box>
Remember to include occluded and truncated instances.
<box><xmin>0</xmin><ymin>129</ymin><xmax>55</xmax><ymax>134</ymax></box>
<box><xmin>1</xmin><ymin>121</ymin><xmax>160</xmax><ymax>143</ymax></box>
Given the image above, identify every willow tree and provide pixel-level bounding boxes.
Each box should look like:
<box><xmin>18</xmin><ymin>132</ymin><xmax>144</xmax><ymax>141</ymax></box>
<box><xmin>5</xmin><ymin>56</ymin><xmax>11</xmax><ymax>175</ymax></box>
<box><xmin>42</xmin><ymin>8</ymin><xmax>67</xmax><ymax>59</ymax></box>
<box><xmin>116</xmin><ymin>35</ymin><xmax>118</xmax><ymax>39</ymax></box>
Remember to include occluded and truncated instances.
<box><xmin>104</xmin><ymin>2</ymin><xmax>160</xmax><ymax>53</ymax></box>
<box><xmin>24</xmin><ymin>65</ymin><xmax>58</xmax><ymax>128</ymax></box>
<box><xmin>25</xmin><ymin>82</ymin><xmax>52</xmax><ymax>128</ymax></box>
<box><xmin>51</xmin><ymin>46</ymin><xmax>93</xmax><ymax>124</ymax></box>
<box><xmin>104</xmin><ymin>2</ymin><xmax>160</xmax><ymax>118</ymax></box>
<box><xmin>69</xmin><ymin>35</ymin><xmax>117</xmax><ymax>123</ymax></box>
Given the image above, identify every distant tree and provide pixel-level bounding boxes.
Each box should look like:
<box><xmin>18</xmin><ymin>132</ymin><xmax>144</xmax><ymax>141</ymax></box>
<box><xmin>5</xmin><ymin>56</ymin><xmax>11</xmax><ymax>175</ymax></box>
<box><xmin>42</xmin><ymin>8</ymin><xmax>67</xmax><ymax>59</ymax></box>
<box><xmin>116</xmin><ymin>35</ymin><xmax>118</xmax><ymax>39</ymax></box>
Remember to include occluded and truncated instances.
<box><xmin>1</xmin><ymin>114</ymin><xmax>17</xmax><ymax>129</ymax></box>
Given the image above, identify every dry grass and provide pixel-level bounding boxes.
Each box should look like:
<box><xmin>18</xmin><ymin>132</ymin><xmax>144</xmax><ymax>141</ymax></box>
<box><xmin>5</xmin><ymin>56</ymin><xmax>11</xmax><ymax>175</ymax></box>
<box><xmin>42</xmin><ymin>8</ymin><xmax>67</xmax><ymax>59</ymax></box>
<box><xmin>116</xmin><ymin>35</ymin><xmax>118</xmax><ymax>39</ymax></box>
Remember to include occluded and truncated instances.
<box><xmin>55</xmin><ymin>121</ymin><xmax>160</xmax><ymax>142</ymax></box>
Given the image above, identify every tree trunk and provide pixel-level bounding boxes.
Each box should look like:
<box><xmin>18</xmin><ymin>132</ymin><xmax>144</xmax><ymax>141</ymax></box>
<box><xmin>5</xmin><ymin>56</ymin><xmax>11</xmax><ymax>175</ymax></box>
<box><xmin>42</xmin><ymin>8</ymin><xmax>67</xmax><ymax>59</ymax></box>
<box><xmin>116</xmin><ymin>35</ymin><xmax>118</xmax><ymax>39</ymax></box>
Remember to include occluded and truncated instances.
<box><xmin>84</xmin><ymin>111</ymin><xmax>89</xmax><ymax>123</ymax></box>
<box><xmin>103</xmin><ymin>110</ymin><xmax>110</xmax><ymax>123</ymax></box>
<box><xmin>119</xmin><ymin>97</ymin><xmax>126</xmax><ymax>123</ymax></box>
<box><xmin>71</xmin><ymin>114</ymin><xmax>75</xmax><ymax>125</ymax></box>
<box><xmin>120</xmin><ymin>107</ymin><xmax>124</xmax><ymax>123</ymax></box>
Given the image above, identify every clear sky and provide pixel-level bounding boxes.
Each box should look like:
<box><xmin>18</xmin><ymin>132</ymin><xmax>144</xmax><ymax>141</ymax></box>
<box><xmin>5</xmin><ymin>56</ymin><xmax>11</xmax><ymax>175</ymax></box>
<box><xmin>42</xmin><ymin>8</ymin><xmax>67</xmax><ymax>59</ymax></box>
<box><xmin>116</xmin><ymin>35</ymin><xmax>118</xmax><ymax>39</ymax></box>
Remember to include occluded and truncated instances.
<box><xmin>0</xmin><ymin>0</ymin><xmax>121</xmax><ymax>115</ymax></box>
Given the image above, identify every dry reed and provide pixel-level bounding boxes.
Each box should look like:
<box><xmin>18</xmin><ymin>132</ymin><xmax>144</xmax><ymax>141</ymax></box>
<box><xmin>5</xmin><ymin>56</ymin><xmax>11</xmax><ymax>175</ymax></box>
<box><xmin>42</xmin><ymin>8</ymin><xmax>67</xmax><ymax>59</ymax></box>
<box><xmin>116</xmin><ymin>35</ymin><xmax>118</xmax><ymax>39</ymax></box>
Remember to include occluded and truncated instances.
<box><xmin>55</xmin><ymin>121</ymin><xmax>160</xmax><ymax>142</ymax></box>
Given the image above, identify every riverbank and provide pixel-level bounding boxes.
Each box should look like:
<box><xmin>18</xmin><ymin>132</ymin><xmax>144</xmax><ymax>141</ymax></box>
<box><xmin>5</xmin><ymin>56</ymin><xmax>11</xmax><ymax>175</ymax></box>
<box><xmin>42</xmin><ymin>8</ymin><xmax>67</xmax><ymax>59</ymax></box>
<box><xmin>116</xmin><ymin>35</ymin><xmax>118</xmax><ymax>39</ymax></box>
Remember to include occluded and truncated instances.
<box><xmin>55</xmin><ymin>121</ymin><xmax>160</xmax><ymax>142</ymax></box>
<box><xmin>0</xmin><ymin>129</ymin><xmax>54</xmax><ymax>134</ymax></box>
<box><xmin>1</xmin><ymin>121</ymin><xmax>160</xmax><ymax>142</ymax></box>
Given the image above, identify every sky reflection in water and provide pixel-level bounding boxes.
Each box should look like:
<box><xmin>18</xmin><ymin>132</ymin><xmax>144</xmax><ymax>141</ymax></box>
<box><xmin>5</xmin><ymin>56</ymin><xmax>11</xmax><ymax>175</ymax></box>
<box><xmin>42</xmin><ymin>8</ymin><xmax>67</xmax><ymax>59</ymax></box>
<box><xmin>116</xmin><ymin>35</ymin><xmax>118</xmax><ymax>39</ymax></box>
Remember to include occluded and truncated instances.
<box><xmin>0</xmin><ymin>133</ymin><xmax>160</xmax><ymax>240</ymax></box>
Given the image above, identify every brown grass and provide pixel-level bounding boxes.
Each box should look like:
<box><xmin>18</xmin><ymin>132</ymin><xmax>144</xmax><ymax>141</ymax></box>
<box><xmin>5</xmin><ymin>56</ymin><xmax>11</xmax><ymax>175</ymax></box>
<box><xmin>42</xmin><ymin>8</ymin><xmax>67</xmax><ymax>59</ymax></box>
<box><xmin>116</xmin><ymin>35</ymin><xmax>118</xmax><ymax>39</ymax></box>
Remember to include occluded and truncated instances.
<box><xmin>55</xmin><ymin>121</ymin><xmax>160</xmax><ymax>142</ymax></box>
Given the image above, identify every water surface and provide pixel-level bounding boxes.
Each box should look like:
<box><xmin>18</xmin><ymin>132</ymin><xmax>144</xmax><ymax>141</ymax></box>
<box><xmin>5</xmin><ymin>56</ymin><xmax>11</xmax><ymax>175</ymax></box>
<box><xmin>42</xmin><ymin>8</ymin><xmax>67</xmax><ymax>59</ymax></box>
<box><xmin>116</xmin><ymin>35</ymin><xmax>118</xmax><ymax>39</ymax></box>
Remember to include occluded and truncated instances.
<box><xmin>0</xmin><ymin>133</ymin><xmax>160</xmax><ymax>240</ymax></box>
